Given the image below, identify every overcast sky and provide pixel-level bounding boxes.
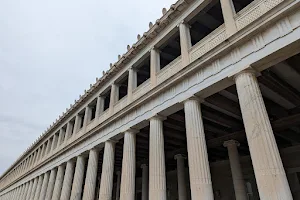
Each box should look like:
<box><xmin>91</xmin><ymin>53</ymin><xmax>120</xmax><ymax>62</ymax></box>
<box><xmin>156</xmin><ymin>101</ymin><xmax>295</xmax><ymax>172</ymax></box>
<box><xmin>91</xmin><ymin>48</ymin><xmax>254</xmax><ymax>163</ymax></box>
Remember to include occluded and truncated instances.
<box><xmin>0</xmin><ymin>0</ymin><xmax>176</xmax><ymax>174</ymax></box>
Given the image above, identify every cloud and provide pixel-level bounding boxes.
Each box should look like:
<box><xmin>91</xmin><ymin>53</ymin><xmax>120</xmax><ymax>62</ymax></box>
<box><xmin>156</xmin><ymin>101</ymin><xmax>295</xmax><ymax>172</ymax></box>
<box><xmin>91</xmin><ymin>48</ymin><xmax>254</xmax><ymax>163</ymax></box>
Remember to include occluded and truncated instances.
<box><xmin>0</xmin><ymin>0</ymin><xmax>177</xmax><ymax>174</ymax></box>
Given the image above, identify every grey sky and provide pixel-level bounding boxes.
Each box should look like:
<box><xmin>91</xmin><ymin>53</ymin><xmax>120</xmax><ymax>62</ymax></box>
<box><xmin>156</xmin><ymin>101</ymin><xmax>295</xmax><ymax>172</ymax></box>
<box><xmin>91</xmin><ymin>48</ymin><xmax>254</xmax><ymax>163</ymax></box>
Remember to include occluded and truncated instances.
<box><xmin>0</xmin><ymin>0</ymin><xmax>176</xmax><ymax>174</ymax></box>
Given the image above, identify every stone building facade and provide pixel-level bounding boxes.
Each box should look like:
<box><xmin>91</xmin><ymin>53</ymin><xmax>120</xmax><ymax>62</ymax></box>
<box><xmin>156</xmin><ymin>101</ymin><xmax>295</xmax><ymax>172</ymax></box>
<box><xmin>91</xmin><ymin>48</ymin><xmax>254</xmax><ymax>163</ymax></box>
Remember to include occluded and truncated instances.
<box><xmin>1</xmin><ymin>0</ymin><xmax>300</xmax><ymax>199</ymax></box>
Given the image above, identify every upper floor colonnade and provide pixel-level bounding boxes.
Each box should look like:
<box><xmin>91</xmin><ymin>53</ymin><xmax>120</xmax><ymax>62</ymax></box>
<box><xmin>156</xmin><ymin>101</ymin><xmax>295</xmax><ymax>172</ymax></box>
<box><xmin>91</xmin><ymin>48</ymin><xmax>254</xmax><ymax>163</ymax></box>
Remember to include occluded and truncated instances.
<box><xmin>1</xmin><ymin>0</ymin><xmax>300</xmax><ymax>199</ymax></box>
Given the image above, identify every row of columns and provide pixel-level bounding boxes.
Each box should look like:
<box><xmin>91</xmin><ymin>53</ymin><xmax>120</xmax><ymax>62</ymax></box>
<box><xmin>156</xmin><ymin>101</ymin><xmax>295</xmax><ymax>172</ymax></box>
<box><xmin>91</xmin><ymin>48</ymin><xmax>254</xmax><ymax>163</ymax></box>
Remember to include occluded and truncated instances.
<box><xmin>0</xmin><ymin>69</ymin><xmax>294</xmax><ymax>200</ymax></box>
<box><xmin>0</xmin><ymin>0</ymin><xmax>241</xmax><ymax>189</ymax></box>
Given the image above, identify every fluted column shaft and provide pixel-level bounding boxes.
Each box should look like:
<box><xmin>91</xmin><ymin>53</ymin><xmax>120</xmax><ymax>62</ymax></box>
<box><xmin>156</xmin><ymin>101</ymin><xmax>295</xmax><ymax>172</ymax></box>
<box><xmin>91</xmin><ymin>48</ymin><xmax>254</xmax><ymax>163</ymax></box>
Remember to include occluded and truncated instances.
<box><xmin>120</xmin><ymin>130</ymin><xmax>137</xmax><ymax>200</ymax></box>
<box><xmin>21</xmin><ymin>182</ymin><xmax>30</xmax><ymax>200</ymax></box>
<box><xmin>224</xmin><ymin>140</ymin><xmax>247</xmax><ymax>200</ymax></box>
<box><xmin>175</xmin><ymin>154</ymin><xmax>187</xmax><ymax>200</ymax></box>
<box><xmin>60</xmin><ymin>160</ymin><xmax>75</xmax><ymax>200</ymax></box>
<box><xmin>149</xmin><ymin>116</ymin><xmax>166</xmax><ymax>200</ymax></box>
<box><xmin>115</xmin><ymin>172</ymin><xmax>121</xmax><ymax>200</ymax></box>
<box><xmin>29</xmin><ymin>178</ymin><xmax>39</xmax><ymax>200</ymax></box>
<box><xmin>235</xmin><ymin>69</ymin><xmax>293</xmax><ymax>200</ymax></box>
<box><xmin>39</xmin><ymin>171</ymin><xmax>50</xmax><ymax>200</ymax></box>
<box><xmin>34</xmin><ymin>175</ymin><xmax>44</xmax><ymax>200</ymax></box>
<box><xmin>52</xmin><ymin>165</ymin><xmax>66</xmax><ymax>200</ymax></box>
<box><xmin>141</xmin><ymin>164</ymin><xmax>149</xmax><ymax>200</ymax></box>
<box><xmin>99</xmin><ymin>141</ymin><xmax>116</xmax><ymax>200</ymax></box>
<box><xmin>70</xmin><ymin>155</ymin><xmax>86</xmax><ymax>200</ymax></box>
<box><xmin>82</xmin><ymin>148</ymin><xmax>99</xmax><ymax>200</ymax></box>
<box><xmin>184</xmin><ymin>98</ymin><xmax>214</xmax><ymax>200</ymax></box>
<box><xmin>46</xmin><ymin>168</ymin><xmax>57</xmax><ymax>200</ymax></box>
<box><xmin>25</xmin><ymin>180</ymin><xmax>34</xmax><ymax>200</ymax></box>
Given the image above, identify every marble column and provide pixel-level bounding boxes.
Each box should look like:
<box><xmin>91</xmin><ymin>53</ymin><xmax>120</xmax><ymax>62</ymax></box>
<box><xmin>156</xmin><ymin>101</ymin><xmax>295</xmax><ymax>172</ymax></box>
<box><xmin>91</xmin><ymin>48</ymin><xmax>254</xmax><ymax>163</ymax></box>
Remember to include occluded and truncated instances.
<box><xmin>99</xmin><ymin>140</ymin><xmax>116</xmax><ymax>200</ymax></box>
<box><xmin>57</xmin><ymin>129</ymin><xmax>65</xmax><ymax>147</ymax></box>
<box><xmin>82</xmin><ymin>148</ymin><xmax>99</xmax><ymax>200</ymax></box>
<box><xmin>51</xmin><ymin>165</ymin><xmax>66</xmax><ymax>200</ymax></box>
<box><xmin>109</xmin><ymin>84</ymin><xmax>119</xmax><ymax>114</ymax></box>
<box><xmin>150</xmin><ymin>48</ymin><xmax>160</xmax><ymax>88</ymax></box>
<box><xmin>224</xmin><ymin>140</ymin><xmax>247</xmax><ymax>200</ymax></box>
<box><xmin>25</xmin><ymin>179</ymin><xmax>34</xmax><ymax>200</ymax></box>
<box><xmin>95</xmin><ymin>96</ymin><xmax>105</xmax><ymax>119</ymax></box>
<box><xmin>179</xmin><ymin>22</ymin><xmax>192</xmax><ymax>66</ymax></box>
<box><xmin>70</xmin><ymin>155</ymin><xmax>86</xmax><ymax>200</ymax></box>
<box><xmin>127</xmin><ymin>67</ymin><xmax>137</xmax><ymax>103</ymax></box>
<box><xmin>115</xmin><ymin>171</ymin><xmax>121</xmax><ymax>200</ymax></box>
<box><xmin>34</xmin><ymin>175</ymin><xmax>44</xmax><ymax>200</ymax></box>
<box><xmin>64</xmin><ymin>122</ymin><xmax>72</xmax><ymax>143</ymax></box>
<box><xmin>51</xmin><ymin>134</ymin><xmax>58</xmax><ymax>152</ymax></box>
<box><xmin>149</xmin><ymin>115</ymin><xmax>167</xmax><ymax>200</ymax></box>
<box><xmin>184</xmin><ymin>97</ymin><xmax>214</xmax><ymax>200</ymax></box>
<box><xmin>141</xmin><ymin>164</ymin><xmax>149</xmax><ymax>200</ymax></box>
<box><xmin>60</xmin><ymin>160</ymin><xmax>75</xmax><ymax>200</ymax></box>
<box><xmin>29</xmin><ymin>177</ymin><xmax>38</xmax><ymax>200</ymax></box>
<box><xmin>120</xmin><ymin>130</ymin><xmax>137</xmax><ymax>200</ymax></box>
<box><xmin>21</xmin><ymin>182</ymin><xmax>30</xmax><ymax>200</ymax></box>
<box><xmin>45</xmin><ymin>168</ymin><xmax>57</xmax><ymax>200</ymax></box>
<box><xmin>39</xmin><ymin>171</ymin><xmax>50</xmax><ymax>200</ymax></box>
<box><xmin>174</xmin><ymin>154</ymin><xmax>187</xmax><ymax>200</ymax></box>
<box><xmin>234</xmin><ymin>69</ymin><xmax>293</xmax><ymax>199</ymax></box>
<box><xmin>220</xmin><ymin>0</ymin><xmax>237</xmax><ymax>37</ymax></box>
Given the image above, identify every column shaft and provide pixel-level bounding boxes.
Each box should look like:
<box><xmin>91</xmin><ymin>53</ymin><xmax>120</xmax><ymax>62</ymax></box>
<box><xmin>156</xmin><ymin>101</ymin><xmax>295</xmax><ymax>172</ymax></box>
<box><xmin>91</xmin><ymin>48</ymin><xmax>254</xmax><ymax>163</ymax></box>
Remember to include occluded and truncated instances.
<box><xmin>99</xmin><ymin>141</ymin><xmax>116</xmax><ymax>200</ymax></box>
<box><xmin>109</xmin><ymin>84</ymin><xmax>118</xmax><ymax>114</ymax></box>
<box><xmin>29</xmin><ymin>178</ymin><xmax>38</xmax><ymax>200</ymax></box>
<box><xmin>39</xmin><ymin>172</ymin><xmax>50</xmax><ymax>200</ymax></box>
<box><xmin>235</xmin><ymin>69</ymin><xmax>293</xmax><ymax>199</ymax></box>
<box><xmin>175</xmin><ymin>155</ymin><xmax>187</xmax><ymax>200</ymax></box>
<box><xmin>95</xmin><ymin>96</ymin><xmax>105</xmax><ymax>119</ymax></box>
<box><xmin>45</xmin><ymin>168</ymin><xmax>57</xmax><ymax>200</ymax></box>
<box><xmin>25</xmin><ymin>180</ymin><xmax>33</xmax><ymax>200</ymax></box>
<box><xmin>220</xmin><ymin>0</ymin><xmax>237</xmax><ymax>37</ymax></box>
<box><xmin>149</xmin><ymin>116</ymin><xmax>166</xmax><ymax>200</ymax></box>
<box><xmin>70</xmin><ymin>155</ymin><xmax>86</xmax><ymax>200</ymax></box>
<box><xmin>51</xmin><ymin>165</ymin><xmax>66</xmax><ymax>200</ymax></box>
<box><xmin>115</xmin><ymin>172</ymin><xmax>121</xmax><ymax>200</ymax></box>
<box><xmin>120</xmin><ymin>131</ymin><xmax>136</xmax><ymax>200</ymax></box>
<box><xmin>179</xmin><ymin>23</ymin><xmax>192</xmax><ymax>66</ymax></box>
<box><xmin>60</xmin><ymin>160</ymin><xmax>75</xmax><ymax>200</ymax></box>
<box><xmin>127</xmin><ymin>68</ymin><xmax>137</xmax><ymax>103</ymax></box>
<box><xmin>34</xmin><ymin>175</ymin><xmax>44</xmax><ymax>200</ymax></box>
<box><xmin>64</xmin><ymin>122</ymin><xmax>72</xmax><ymax>143</ymax></box>
<box><xmin>141</xmin><ymin>164</ymin><xmax>149</xmax><ymax>200</ymax></box>
<box><xmin>184</xmin><ymin>98</ymin><xmax>214</xmax><ymax>200</ymax></box>
<box><xmin>150</xmin><ymin>48</ymin><xmax>160</xmax><ymax>88</ymax></box>
<box><xmin>21</xmin><ymin>182</ymin><xmax>30</xmax><ymax>200</ymax></box>
<box><xmin>82</xmin><ymin>149</ymin><xmax>99</xmax><ymax>200</ymax></box>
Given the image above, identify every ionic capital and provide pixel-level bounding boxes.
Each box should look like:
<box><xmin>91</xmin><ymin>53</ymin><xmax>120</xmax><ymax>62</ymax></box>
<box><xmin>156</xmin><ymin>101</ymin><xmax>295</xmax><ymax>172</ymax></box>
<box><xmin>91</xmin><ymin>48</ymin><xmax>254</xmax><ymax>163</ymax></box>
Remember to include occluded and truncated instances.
<box><xmin>223</xmin><ymin>140</ymin><xmax>240</xmax><ymax>148</ymax></box>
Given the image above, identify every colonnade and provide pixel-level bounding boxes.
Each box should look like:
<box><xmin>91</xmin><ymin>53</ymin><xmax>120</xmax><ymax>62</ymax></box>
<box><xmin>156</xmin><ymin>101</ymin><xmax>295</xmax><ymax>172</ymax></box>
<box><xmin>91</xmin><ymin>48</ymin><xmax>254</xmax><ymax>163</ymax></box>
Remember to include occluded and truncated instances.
<box><xmin>0</xmin><ymin>69</ymin><xmax>293</xmax><ymax>200</ymax></box>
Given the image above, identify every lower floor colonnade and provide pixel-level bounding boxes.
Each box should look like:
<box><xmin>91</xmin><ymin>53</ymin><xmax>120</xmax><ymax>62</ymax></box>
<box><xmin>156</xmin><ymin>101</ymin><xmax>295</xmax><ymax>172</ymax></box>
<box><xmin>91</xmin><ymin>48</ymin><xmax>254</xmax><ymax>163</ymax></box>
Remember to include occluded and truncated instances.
<box><xmin>1</xmin><ymin>66</ymin><xmax>299</xmax><ymax>200</ymax></box>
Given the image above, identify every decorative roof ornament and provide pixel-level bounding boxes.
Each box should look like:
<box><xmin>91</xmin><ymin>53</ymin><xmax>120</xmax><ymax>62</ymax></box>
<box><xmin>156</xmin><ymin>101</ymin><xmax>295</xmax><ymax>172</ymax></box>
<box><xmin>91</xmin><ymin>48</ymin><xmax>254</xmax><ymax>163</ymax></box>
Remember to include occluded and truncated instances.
<box><xmin>137</xmin><ymin>34</ymin><xmax>141</xmax><ymax>40</ymax></box>
<box><xmin>118</xmin><ymin>55</ymin><xmax>121</xmax><ymax>59</ymax></box>
<box><xmin>162</xmin><ymin>8</ymin><xmax>167</xmax><ymax>14</ymax></box>
<box><xmin>127</xmin><ymin>45</ymin><xmax>130</xmax><ymax>50</ymax></box>
<box><xmin>149</xmin><ymin>22</ymin><xmax>153</xmax><ymax>28</ymax></box>
<box><xmin>102</xmin><ymin>71</ymin><xmax>105</xmax><ymax>76</ymax></box>
<box><xmin>110</xmin><ymin>63</ymin><xmax>113</xmax><ymax>68</ymax></box>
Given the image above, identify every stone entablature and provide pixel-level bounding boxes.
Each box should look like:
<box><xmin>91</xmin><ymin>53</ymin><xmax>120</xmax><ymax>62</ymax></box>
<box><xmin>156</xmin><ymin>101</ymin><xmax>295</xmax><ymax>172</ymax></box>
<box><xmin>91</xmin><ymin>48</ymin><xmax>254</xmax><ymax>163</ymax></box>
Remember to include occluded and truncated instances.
<box><xmin>0</xmin><ymin>0</ymin><xmax>298</xmax><ymax>194</ymax></box>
